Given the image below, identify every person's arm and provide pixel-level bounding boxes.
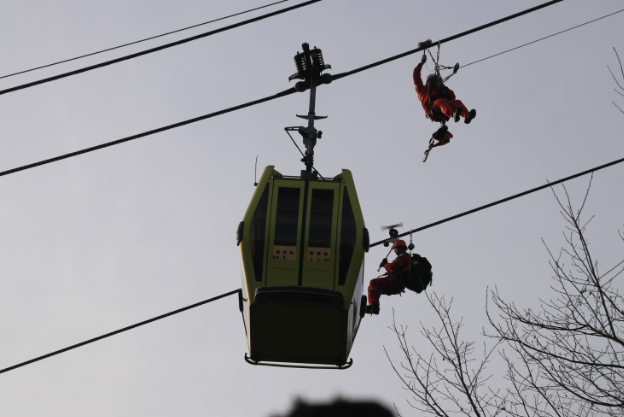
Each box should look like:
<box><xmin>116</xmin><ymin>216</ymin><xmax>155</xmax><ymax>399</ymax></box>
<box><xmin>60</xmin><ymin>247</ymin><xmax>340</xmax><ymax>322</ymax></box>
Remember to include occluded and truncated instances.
<box><xmin>413</xmin><ymin>63</ymin><xmax>425</xmax><ymax>91</ymax></box>
<box><xmin>385</xmin><ymin>256</ymin><xmax>408</xmax><ymax>273</ymax></box>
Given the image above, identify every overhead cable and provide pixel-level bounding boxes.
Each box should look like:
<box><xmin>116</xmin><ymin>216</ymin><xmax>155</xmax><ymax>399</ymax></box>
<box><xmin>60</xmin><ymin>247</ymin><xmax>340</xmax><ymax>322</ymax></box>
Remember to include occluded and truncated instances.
<box><xmin>0</xmin><ymin>0</ymin><xmax>289</xmax><ymax>81</ymax></box>
<box><xmin>461</xmin><ymin>7</ymin><xmax>624</xmax><ymax>69</ymax></box>
<box><xmin>0</xmin><ymin>289</ymin><xmax>240</xmax><ymax>376</ymax></box>
<box><xmin>369</xmin><ymin>156</ymin><xmax>624</xmax><ymax>248</ymax></box>
<box><xmin>331</xmin><ymin>0</ymin><xmax>563</xmax><ymax>81</ymax></box>
<box><xmin>0</xmin><ymin>88</ymin><xmax>296</xmax><ymax>178</ymax></box>
<box><xmin>0</xmin><ymin>0</ymin><xmax>320</xmax><ymax>97</ymax></box>
<box><xmin>0</xmin><ymin>0</ymin><xmax>564</xmax><ymax>178</ymax></box>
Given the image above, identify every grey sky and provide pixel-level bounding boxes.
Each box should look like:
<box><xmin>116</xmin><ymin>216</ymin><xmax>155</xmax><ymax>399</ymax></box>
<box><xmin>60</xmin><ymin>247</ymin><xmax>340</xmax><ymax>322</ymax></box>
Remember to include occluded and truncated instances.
<box><xmin>0</xmin><ymin>0</ymin><xmax>623</xmax><ymax>416</ymax></box>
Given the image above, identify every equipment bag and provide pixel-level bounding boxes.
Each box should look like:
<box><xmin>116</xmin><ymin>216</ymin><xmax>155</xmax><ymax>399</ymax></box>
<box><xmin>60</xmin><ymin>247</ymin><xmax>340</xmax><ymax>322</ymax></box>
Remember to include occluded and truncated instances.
<box><xmin>404</xmin><ymin>254</ymin><xmax>433</xmax><ymax>293</ymax></box>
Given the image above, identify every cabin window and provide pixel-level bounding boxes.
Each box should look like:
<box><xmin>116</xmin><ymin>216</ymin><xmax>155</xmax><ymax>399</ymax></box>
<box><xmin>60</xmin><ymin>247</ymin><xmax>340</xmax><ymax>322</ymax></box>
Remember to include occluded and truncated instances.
<box><xmin>307</xmin><ymin>189</ymin><xmax>334</xmax><ymax>262</ymax></box>
<box><xmin>250</xmin><ymin>184</ymin><xmax>269</xmax><ymax>281</ymax></box>
<box><xmin>273</xmin><ymin>187</ymin><xmax>300</xmax><ymax>260</ymax></box>
<box><xmin>338</xmin><ymin>187</ymin><xmax>356</xmax><ymax>285</ymax></box>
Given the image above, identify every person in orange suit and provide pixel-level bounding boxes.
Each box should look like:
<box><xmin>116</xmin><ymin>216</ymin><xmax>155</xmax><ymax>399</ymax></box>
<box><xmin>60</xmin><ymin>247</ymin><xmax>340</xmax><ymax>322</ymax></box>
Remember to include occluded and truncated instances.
<box><xmin>366</xmin><ymin>240</ymin><xmax>411</xmax><ymax>315</ymax></box>
<box><xmin>414</xmin><ymin>53</ymin><xmax>476</xmax><ymax>125</ymax></box>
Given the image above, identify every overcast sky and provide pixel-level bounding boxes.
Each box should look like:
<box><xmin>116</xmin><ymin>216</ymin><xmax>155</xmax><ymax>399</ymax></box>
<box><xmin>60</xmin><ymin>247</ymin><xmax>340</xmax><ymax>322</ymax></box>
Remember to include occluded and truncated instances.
<box><xmin>0</xmin><ymin>0</ymin><xmax>623</xmax><ymax>416</ymax></box>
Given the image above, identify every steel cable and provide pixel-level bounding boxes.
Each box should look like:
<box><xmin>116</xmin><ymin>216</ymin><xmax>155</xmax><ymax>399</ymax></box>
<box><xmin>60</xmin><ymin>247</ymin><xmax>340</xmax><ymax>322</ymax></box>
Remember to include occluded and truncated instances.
<box><xmin>369</xmin><ymin>156</ymin><xmax>624</xmax><ymax>248</ymax></box>
<box><xmin>0</xmin><ymin>0</ymin><xmax>289</xmax><ymax>81</ymax></box>
<box><xmin>0</xmin><ymin>0</ymin><xmax>321</xmax><ymax>97</ymax></box>
<box><xmin>0</xmin><ymin>289</ymin><xmax>241</xmax><ymax>375</ymax></box>
<box><xmin>0</xmin><ymin>0</ymin><xmax>564</xmax><ymax>179</ymax></box>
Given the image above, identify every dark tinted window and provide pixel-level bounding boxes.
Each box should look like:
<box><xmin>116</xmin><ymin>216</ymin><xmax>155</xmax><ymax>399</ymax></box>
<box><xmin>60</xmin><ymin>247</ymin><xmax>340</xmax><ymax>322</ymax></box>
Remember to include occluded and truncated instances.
<box><xmin>308</xmin><ymin>189</ymin><xmax>334</xmax><ymax>248</ymax></box>
<box><xmin>274</xmin><ymin>187</ymin><xmax>301</xmax><ymax>247</ymax></box>
<box><xmin>338</xmin><ymin>188</ymin><xmax>356</xmax><ymax>285</ymax></box>
<box><xmin>250</xmin><ymin>184</ymin><xmax>269</xmax><ymax>281</ymax></box>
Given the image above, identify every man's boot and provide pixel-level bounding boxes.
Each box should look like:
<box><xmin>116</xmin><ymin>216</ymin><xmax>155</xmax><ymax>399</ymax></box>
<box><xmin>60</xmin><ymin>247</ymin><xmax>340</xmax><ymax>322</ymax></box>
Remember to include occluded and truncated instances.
<box><xmin>465</xmin><ymin>109</ymin><xmax>477</xmax><ymax>124</ymax></box>
<box><xmin>365</xmin><ymin>305</ymin><xmax>380</xmax><ymax>315</ymax></box>
<box><xmin>453</xmin><ymin>107</ymin><xmax>462</xmax><ymax>123</ymax></box>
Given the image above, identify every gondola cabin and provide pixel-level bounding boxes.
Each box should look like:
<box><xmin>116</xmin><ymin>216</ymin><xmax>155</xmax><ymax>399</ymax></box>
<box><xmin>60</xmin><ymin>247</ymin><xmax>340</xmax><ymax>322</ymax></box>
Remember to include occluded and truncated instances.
<box><xmin>237</xmin><ymin>166</ymin><xmax>369</xmax><ymax>368</ymax></box>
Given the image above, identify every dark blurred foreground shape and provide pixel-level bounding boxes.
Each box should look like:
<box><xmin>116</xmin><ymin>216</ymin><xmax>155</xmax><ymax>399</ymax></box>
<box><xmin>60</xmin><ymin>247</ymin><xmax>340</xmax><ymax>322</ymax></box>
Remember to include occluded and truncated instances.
<box><xmin>273</xmin><ymin>399</ymin><xmax>394</xmax><ymax>417</ymax></box>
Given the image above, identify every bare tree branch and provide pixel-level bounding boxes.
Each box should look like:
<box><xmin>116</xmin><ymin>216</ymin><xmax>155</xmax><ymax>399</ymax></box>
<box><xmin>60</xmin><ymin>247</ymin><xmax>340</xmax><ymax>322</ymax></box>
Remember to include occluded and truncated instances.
<box><xmin>387</xmin><ymin>296</ymin><xmax>507</xmax><ymax>417</ymax></box>
<box><xmin>487</xmin><ymin>179</ymin><xmax>624</xmax><ymax>414</ymax></box>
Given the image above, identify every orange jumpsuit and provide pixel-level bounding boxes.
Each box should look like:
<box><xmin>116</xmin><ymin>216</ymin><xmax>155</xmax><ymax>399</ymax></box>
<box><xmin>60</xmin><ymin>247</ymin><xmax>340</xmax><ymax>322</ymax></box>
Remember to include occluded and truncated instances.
<box><xmin>413</xmin><ymin>63</ymin><xmax>468</xmax><ymax>122</ymax></box>
<box><xmin>368</xmin><ymin>253</ymin><xmax>411</xmax><ymax>306</ymax></box>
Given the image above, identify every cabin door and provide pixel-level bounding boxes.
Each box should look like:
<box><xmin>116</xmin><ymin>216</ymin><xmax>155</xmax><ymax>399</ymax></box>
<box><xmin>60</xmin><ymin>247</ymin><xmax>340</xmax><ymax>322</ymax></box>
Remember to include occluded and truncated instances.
<box><xmin>301</xmin><ymin>183</ymin><xmax>340</xmax><ymax>289</ymax></box>
<box><xmin>265</xmin><ymin>180</ymin><xmax>305</xmax><ymax>286</ymax></box>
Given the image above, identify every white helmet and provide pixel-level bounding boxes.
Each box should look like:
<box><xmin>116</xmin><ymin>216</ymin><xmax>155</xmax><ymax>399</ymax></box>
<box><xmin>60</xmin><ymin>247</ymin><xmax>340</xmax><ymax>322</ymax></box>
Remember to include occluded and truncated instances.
<box><xmin>426</xmin><ymin>74</ymin><xmax>439</xmax><ymax>84</ymax></box>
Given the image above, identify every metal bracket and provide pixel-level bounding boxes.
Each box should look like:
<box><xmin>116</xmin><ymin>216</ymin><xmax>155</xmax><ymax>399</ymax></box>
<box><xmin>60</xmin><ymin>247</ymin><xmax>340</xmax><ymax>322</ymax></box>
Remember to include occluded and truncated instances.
<box><xmin>286</xmin><ymin>43</ymin><xmax>332</xmax><ymax>175</ymax></box>
<box><xmin>244</xmin><ymin>354</ymin><xmax>353</xmax><ymax>370</ymax></box>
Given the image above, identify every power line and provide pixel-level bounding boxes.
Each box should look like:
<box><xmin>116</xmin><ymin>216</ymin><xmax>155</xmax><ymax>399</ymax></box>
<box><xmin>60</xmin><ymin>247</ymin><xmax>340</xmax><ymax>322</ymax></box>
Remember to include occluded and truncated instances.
<box><xmin>0</xmin><ymin>289</ymin><xmax>240</xmax><ymax>376</ymax></box>
<box><xmin>0</xmin><ymin>0</ymin><xmax>564</xmax><ymax>179</ymax></box>
<box><xmin>369</xmin><ymin>156</ymin><xmax>624</xmax><ymax>248</ymax></box>
<box><xmin>0</xmin><ymin>0</ymin><xmax>321</xmax><ymax>97</ymax></box>
<box><xmin>0</xmin><ymin>0</ymin><xmax>289</xmax><ymax>81</ymax></box>
<box><xmin>461</xmin><ymin>7</ymin><xmax>624</xmax><ymax>69</ymax></box>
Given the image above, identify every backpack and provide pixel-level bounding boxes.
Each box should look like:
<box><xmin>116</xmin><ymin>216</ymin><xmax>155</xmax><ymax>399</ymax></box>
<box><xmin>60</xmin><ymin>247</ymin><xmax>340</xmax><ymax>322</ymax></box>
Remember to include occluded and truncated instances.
<box><xmin>403</xmin><ymin>253</ymin><xmax>433</xmax><ymax>294</ymax></box>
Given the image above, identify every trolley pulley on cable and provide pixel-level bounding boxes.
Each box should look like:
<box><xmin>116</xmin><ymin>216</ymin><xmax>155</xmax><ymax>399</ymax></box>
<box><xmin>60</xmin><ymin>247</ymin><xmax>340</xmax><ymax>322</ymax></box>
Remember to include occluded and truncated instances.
<box><xmin>236</xmin><ymin>43</ymin><xmax>369</xmax><ymax>369</ymax></box>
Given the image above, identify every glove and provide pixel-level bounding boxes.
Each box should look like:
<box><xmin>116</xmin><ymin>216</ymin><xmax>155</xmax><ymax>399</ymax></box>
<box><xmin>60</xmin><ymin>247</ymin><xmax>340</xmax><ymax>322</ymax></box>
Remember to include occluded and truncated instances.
<box><xmin>421</xmin><ymin>53</ymin><xmax>427</xmax><ymax>64</ymax></box>
<box><xmin>381</xmin><ymin>258</ymin><xmax>388</xmax><ymax>266</ymax></box>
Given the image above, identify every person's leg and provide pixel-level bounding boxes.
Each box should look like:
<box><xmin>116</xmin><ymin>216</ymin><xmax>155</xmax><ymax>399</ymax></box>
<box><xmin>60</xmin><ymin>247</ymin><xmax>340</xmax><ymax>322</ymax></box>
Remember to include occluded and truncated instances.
<box><xmin>434</xmin><ymin>99</ymin><xmax>469</xmax><ymax>119</ymax></box>
<box><xmin>368</xmin><ymin>277</ymin><xmax>395</xmax><ymax>306</ymax></box>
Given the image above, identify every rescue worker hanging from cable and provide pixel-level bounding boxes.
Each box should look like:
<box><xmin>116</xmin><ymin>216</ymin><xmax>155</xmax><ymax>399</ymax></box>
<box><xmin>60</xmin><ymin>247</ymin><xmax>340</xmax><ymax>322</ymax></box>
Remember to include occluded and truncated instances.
<box><xmin>414</xmin><ymin>42</ymin><xmax>476</xmax><ymax>161</ymax></box>
<box><xmin>365</xmin><ymin>240</ymin><xmax>412</xmax><ymax>315</ymax></box>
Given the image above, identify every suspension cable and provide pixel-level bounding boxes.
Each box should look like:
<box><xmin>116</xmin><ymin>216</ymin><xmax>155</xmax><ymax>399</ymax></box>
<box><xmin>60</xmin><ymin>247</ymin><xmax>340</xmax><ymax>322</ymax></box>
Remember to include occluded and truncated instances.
<box><xmin>0</xmin><ymin>88</ymin><xmax>296</xmax><ymax>178</ymax></box>
<box><xmin>0</xmin><ymin>0</ymin><xmax>321</xmax><ymax>97</ymax></box>
<box><xmin>0</xmin><ymin>0</ymin><xmax>566</xmax><ymax>179</ymax></box>
<box><xmin>461</xmin><ymin>7</ymin><xmax>624</xmax><ymax>69</ymax></box>
<box><xmin>369</xmin><ymin>156</ymin><xmax>624</xmax><ymax>248</ymax></box>
<box><xmin>330</xmin><ymin>0</ymin><xmax>563</xmax><ymax>81</ymax></box>
<box><xmin>0</xmin><ymin>289</ymin><xmax>241</xmax><ymax>376</ymax></box>
<box><xmin>0</xmin><ymin>0</ymin><xmax>289</xmax><ymax>81</ymax></box>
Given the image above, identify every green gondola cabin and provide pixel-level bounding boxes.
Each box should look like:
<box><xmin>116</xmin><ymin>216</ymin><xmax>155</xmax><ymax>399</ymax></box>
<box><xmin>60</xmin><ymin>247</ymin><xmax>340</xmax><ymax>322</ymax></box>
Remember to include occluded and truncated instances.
<box><xmin>237</xmin><ymin>166</ymin><xmax>369</xmax><ymax>368</ymax></box>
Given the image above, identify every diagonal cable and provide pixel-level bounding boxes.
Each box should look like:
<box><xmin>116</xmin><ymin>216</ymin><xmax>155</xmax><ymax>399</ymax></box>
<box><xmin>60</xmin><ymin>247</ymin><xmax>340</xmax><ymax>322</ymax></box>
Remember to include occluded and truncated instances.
<box><xmin>0</xmin><ymin>0</ymin><xmax>289</xmax><ymax>81</ymax></box>
<box><xmin>369</xmin><ymin>156</ymin><xmax>624</xmax><ymax>248</ymax></box>
<box><xmin>0</xmin><ymin>289</ymin><xmax>241</xmax><ymax>376</ymax></box>
<box><xmin>0</xmin><ymin>0</ymin><xmax>321</xmax><ymax>97</ymax></box>
<box><xmin>461</xmin><ymin>7</ymin><xmax>624</xmax><ymax>69</ymax></box>
<box><xmin>0</xmin><ymin>0</ymin><xmax>564</xmax><ymax>178</ymax></box>
<box><xmin>0</xmin><ymin>88</ymin><xmax>296</xmax><ymax>178</ymax></box>
<box><xmin>331</xmin><ymin>0</ymin><xmax>563</xmax><ymax>81</ymax></box>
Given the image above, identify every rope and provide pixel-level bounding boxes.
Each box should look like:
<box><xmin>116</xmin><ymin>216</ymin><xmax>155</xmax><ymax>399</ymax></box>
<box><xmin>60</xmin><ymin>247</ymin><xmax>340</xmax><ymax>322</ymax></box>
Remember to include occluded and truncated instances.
<box><xmin>0</xmin><ymin>0</ymin><xmax>289</xmax><ymax>81</ymax></box>
<box><xmin>461</xmin><ymin>7</ymin><xmax>624</xmax><ymax>69</ymax></box>
<box><xmin>369</xmin><ymin>156</ymin><xmax>624</xmax><ymax>248</ymax></box>
<box><xmin>0</xmin><ymin>0</ymin><xmax>563</xmax><ymax>179</ymax></box>
<box><xmin>0</xmin><ymin>289</ymin><xmax>241</xmax><ymax>376</ymax></box>
<box><xmin>0</xmin><ymin>0</ymin><xmax>321</xmax><ymax>97</ymax></box>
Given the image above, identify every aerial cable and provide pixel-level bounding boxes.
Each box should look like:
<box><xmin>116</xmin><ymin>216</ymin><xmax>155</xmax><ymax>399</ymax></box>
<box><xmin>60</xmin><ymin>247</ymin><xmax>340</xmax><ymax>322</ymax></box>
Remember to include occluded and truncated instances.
<box><xmin>461</xmin><ymin>7</ymin><xmax>624</xmax><ymax>69</ymax></box>
<box><xmin>0</xmin><ymin>0</ymin><xmax>321</xmax><ymax>98</ymax></box>
<box><xmin>0</xmin><ymin>0</ymin><xmax>289</xmax><ymax>81</ymax></box>
<box><xmin>369</xmin><ymin>156</ymin><xmax>624</xmax><ymax>248</ymax></box>
<box><xmin>0</xmin><ymin>88</ymin><xmax>296</xmax><ymax>178</ymax></box>
<box><xmin>0</xmin><ymin>2</ymin><xmax>563</xmax><ymax>177</ymax></box>
<box><xmin>330</xmin><ymin>0</ymin><xmax>564</xmax><ymax>82</ymax></box>
<box><xmin>0</xmin><ymin>0</ymin><xmax>566</xmax><ymax>179</ymax></box>
<box><xmin>0</xmin><ymin>289</ymin><xmax>240</xmax><ymax>376</ymax></box>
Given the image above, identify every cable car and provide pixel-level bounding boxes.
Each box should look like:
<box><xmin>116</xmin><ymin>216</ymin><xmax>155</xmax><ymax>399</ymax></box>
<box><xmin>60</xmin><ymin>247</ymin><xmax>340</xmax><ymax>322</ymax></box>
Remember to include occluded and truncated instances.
<box><xmin>236</xmin><ymin>44</ymin><xmax>369</xmax><ymax>369</ymax></box>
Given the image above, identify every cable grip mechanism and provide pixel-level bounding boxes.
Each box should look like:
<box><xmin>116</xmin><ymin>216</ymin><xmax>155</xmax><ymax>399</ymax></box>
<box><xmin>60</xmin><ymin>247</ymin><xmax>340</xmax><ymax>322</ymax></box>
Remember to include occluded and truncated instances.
<box><xmin>286</xmin><ymin>43</ymin><xmax>333</xmax><ymax>178</ymax></box>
